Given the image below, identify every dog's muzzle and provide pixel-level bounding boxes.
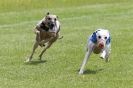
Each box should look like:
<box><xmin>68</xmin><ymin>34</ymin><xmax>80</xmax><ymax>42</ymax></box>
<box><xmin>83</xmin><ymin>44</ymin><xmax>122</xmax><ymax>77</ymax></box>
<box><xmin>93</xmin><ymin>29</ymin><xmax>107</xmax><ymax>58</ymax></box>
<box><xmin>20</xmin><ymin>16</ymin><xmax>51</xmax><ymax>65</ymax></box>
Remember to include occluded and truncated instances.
<box><xmin>97</xmin><ymin>40</ymin><xmax>105</xmax><ymax>49</ymax></box>
<box><xmin>48</xmin><ymin>22</ymin><xmax>55</xmax><ymax>29</ymax></box>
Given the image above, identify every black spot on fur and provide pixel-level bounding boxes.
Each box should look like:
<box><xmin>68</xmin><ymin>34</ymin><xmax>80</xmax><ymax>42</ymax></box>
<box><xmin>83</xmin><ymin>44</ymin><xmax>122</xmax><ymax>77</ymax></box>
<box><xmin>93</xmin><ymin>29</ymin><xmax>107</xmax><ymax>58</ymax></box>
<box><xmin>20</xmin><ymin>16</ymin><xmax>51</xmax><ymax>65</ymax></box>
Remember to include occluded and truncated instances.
<box><xmin>40</xmin><ymin>22</ymin><xmax>49</xmax><ymax>31</ymax></box>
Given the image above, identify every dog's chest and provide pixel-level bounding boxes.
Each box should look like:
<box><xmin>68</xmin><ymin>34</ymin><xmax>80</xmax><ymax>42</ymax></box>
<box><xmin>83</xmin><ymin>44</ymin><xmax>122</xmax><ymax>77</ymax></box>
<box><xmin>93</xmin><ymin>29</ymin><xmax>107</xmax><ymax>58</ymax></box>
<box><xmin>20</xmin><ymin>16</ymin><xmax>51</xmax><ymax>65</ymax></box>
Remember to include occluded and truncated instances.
<box><xmin>40</xmin><ymin>32</ymin><xmax>55</xmax><ymax>40</ymax></box>
<box><xmin>93</xmin><ymin>46</ymin><xmax>102</xmax><ymax>54</ymax></box>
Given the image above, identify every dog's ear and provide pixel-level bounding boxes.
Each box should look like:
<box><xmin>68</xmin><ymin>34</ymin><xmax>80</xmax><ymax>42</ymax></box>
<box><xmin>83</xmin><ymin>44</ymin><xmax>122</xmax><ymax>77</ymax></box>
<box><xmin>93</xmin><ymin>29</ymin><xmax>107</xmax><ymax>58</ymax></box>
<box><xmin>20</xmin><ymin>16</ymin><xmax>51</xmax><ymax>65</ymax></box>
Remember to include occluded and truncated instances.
<box><xmin>46</xmin><ymin>12</ymin><xmax>50</xmax><ymax>15</ymax></box>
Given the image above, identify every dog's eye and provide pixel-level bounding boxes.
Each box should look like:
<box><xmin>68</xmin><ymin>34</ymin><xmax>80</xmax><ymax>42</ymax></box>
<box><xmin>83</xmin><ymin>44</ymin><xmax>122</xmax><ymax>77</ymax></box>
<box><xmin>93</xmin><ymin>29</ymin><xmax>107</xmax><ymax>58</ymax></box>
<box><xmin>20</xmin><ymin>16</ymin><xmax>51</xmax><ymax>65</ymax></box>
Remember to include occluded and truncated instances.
<box><xmin>47</xmin><ymin>18</ymin><xmax>51</xmax><ymax>20</ymax></box>
<box><xmin>98</xmin><ymin>36</ymin><xmax>101</xmax><ymax>39</ymax></box>
<box><xmin>104</xmin><ymin>37</ymin><xmax>107</xmax><ymax>39</ymax></box>
<box><xmin>54</xmin><ymin>18</ymin><xmax>56</xmax><ymax>21</ymax></box>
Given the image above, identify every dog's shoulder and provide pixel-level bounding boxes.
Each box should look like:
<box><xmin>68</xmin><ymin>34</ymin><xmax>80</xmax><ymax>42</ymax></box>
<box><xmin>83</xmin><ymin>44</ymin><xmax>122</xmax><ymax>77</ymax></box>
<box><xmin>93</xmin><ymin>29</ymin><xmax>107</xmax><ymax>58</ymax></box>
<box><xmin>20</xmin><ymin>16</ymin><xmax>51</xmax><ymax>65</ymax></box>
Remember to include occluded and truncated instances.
<box><xmin>56</xmin><ymin>20</ymin><xmax>60</xmax><ymax>28</ymax></box>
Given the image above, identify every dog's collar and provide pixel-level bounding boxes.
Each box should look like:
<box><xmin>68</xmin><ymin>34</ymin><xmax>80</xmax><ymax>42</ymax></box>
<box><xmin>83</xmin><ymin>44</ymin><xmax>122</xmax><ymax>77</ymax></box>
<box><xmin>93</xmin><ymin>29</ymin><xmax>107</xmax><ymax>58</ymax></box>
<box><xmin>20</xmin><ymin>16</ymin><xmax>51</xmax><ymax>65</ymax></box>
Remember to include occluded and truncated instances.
<box><xmin>40</xmin><ymin>22</ymin><xmax>49</xmax><ymax>31</ymax></box>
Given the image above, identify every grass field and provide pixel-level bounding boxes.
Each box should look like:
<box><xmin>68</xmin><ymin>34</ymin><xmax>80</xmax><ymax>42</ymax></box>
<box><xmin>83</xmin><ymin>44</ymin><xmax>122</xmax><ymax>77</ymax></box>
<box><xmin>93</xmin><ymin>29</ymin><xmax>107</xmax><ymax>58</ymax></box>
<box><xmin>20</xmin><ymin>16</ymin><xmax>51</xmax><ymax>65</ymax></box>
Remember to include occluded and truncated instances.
<box><xmin>0</xmin><ymin>0</ymin><xmax>133</xmax><ymax>88</ymax></box>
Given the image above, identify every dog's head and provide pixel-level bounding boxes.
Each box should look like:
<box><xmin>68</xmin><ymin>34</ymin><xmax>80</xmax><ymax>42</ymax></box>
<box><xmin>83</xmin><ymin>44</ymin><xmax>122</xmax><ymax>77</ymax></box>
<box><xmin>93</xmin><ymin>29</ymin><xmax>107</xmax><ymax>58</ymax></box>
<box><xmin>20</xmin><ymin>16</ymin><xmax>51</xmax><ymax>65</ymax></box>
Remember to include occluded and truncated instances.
<box><xmin>44</xmin><ymin>12</ymin><xmax>58</xmax><ymax>29</ymax></box>
<box><xmin>95</xmin><ymin>29</ymin><xmax>110</xmax><ymax>49</ymax></box>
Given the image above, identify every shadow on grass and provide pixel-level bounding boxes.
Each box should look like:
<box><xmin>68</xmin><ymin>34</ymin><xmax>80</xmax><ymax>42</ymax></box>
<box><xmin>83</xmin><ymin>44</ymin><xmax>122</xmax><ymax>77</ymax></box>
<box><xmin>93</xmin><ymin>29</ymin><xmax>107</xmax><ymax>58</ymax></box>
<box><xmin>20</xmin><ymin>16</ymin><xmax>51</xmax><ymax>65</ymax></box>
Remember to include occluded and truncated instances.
<box><xmin>24</xmin><ymin>60</ymin><xmax>47</xmax><ymax>65</ymax></box>
<box><xmin>77</xmin><ymin>68</ymin><xmax>104</xmax><ymax>75</ymax></box>
<box><xmin>84</xmin><ymin>68</ymin><xmax>104</xmax><ymax>75</ymax></box>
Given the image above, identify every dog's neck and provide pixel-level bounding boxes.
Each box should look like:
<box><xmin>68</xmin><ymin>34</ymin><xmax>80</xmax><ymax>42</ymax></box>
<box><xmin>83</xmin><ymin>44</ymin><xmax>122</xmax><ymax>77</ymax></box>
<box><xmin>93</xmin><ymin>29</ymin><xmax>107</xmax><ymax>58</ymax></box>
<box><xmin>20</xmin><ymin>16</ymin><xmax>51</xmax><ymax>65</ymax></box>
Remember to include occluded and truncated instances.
<box><xmin>40</xmin><ymin>22</ymin><xmax>49</xmax><ymax>31</ymax></box>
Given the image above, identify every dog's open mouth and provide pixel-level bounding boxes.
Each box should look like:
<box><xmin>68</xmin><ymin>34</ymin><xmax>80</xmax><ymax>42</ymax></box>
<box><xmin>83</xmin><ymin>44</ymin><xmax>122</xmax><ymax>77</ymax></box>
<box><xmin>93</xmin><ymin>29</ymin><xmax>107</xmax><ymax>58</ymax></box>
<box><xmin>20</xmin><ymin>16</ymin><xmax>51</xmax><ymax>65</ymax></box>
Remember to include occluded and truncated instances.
<box><xmin>98</xmin><ymin>43</ymin><xmax>104</xmax><ymax>49</ymax></box>
<box><xmin>48</xmin><ymin>23</ymin><xmax>55</xmax><ymax>29</ymax></box>
<box><xmin>97</xmin><ymin>40</ymin><xmax>105</xmax><ymax>49</ymax></box>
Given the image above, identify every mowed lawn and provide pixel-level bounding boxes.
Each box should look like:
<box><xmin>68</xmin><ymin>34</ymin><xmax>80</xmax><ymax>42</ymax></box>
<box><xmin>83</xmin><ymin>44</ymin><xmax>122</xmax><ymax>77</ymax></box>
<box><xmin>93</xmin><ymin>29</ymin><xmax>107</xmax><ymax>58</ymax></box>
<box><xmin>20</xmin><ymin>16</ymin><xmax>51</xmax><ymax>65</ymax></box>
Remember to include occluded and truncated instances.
<box><xmin>0</xmin><ymin>0</ymin><xmax>133</xmax><ymax>88</ymax></box>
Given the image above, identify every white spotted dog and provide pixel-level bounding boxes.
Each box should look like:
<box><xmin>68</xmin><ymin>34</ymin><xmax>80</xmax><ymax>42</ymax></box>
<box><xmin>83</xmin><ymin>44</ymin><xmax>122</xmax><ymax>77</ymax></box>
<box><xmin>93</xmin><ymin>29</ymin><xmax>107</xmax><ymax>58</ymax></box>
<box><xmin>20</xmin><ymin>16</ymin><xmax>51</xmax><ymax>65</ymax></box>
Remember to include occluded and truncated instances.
<box><xmin>79</xmin><ymin>29</ymin><xmax>111</xmax><ymax>74</ymax></box>
<box><xmin>26</xmin><ymin>12</ymin><xmax>62</xmax><ymax>62</ymax></box>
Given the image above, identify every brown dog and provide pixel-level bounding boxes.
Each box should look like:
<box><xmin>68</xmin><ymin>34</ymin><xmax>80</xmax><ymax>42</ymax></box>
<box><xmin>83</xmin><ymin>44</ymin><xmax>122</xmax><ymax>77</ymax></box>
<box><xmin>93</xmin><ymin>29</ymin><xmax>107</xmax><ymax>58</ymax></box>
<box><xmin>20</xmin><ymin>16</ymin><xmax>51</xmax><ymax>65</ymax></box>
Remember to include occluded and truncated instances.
<box><xmin>26</xmin><ymin>12</ymin><xmax>62</xmax><ymax>62</ymax></box>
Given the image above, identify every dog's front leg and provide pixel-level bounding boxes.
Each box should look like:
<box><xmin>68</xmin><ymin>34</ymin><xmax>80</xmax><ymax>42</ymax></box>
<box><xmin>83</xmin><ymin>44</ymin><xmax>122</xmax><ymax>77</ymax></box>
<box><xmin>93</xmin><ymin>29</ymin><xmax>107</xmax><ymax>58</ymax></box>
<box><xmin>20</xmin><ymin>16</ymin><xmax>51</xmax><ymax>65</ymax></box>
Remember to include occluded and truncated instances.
<box><xmin>33</xmin><ymin>28</ymin><xmax>41</xmax><ymax>42</ymax></box>
<box><xmin>100</xmin><ymin>50</ymin><xmax>106</xmax><ymax>59</ymax></box>
<box><xmin>100</xmin><ymin>44</ymin><xmax>111</xmax><ymax>62</ymax></box>
<box><xmin>39</xmin><ymin>32</ymin><xmax>57</xmax><ymax>46</ymax></box>
<box><xmin>26</xmin><ymin>41</ymin><xmax>39</xmax><ymax>62</ymax></box>
<box><xmin>39</xmin><ymin>38</ymin><xmax>51</xmax><ymax>46</ymax></box>
<box><xmin>79</xmin><ymin>41</ymin><xmax>94</xmax><ymax>74</ymax></box>
<box><xmin>105</xmin><ymin>44</ymin><xmax>111</xmax><ymax>62</ymax></box>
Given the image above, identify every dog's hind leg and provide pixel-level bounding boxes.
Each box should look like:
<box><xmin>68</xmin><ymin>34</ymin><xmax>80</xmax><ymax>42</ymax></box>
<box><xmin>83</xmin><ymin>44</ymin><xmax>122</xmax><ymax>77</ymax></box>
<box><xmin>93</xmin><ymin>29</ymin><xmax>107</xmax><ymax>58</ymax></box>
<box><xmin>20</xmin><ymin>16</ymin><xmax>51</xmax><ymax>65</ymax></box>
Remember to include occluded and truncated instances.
<box><xmin>26</xmin><ymin>41</ymin><xmax>39</xmax><ymax>62</ymax></box>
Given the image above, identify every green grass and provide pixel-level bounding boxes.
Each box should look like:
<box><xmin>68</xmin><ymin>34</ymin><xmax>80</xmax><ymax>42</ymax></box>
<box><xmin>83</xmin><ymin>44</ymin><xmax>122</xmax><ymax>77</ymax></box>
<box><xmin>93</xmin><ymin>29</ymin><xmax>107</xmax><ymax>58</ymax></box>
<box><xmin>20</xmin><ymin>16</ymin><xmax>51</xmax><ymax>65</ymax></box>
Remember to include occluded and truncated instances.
<box><xmin>0</xmin><ymin>0</ymin><xmax>133</xmax><ymax>88</ymax></box>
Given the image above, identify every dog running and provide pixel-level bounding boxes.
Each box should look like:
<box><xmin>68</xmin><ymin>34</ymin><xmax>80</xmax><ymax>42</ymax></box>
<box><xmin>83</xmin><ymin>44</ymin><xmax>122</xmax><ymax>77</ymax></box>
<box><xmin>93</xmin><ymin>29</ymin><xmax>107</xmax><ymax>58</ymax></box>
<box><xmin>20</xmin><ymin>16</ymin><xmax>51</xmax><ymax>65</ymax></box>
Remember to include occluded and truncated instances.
<box><xmin>26</xmin><ymin>12</ymin><xmax>62</xmax><ymax>62</ymax></box>
<box><xmin>79</xmin><ymin>29</ymin><xmax>111</xmax><ymax>74</ymax></box>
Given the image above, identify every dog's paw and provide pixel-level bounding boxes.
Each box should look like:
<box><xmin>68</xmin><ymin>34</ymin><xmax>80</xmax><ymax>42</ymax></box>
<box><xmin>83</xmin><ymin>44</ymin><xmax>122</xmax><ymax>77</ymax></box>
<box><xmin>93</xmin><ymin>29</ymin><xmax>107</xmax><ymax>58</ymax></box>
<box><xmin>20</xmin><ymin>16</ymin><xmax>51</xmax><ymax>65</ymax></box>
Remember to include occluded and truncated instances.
<box><xmin>79</xmin><ymin>70</ymin><xmax>84</xmax><ymax>75</ymax></box>
<box><xmin>105</xmin><ymin>58</ymin><xmax>110</xmax><ymax>62</ymax></box>
<box><xmin>100</xmin><ymin>55</ymin><xmax>105</xmax><ymax>59</ymax></box>
<box><xmin>25</xmin><ymin>58</ymin><xmax>31</xmax><ymax>63</ymax></box>
<box><xmin>38</xmin><ymin>58</ymin><xmax>42</xmax><ymax>61</ymax></box>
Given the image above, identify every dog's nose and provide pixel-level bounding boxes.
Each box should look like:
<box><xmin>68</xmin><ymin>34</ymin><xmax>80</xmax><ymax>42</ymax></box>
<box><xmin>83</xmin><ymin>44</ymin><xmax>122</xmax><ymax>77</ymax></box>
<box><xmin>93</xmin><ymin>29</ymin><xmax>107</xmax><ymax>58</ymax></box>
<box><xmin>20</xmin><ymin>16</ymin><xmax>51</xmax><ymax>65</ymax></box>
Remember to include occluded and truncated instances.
<box><xmin>51</xmin><ymin>23</ymin><xmax>54</xmax><ymax>27</ymax></box>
